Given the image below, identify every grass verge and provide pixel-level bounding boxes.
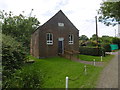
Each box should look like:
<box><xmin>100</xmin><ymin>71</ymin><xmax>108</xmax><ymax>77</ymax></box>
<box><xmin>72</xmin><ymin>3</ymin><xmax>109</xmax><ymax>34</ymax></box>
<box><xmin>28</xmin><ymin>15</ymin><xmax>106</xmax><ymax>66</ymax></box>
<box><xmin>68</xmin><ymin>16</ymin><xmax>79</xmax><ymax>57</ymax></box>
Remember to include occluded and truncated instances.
<box><xmin>7</xmin><ymin>56</ymin><xmax>103</xmax><ymax>88</ymax></box>
<box><xmin>78</xmin><ymin>54</ymin><xmax>114</xmax><ymax>62</ymax></box>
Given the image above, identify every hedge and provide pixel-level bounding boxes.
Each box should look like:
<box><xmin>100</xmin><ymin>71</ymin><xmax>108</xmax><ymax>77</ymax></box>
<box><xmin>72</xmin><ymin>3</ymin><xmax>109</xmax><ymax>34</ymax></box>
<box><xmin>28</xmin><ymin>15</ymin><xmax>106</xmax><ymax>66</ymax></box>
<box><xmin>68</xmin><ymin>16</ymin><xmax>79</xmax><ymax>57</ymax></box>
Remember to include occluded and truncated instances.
<box><xmin>112</xmin><ymin>37</ymin><xmax>120</xmax><ymax>49</ymax></box>
<box><xmin>79</xmin><ymin>46</ymin><xmax>105</xmax><ymax>56</ymax></box>
<box><xmin>103</xmin><ymin>43</ymin><xmax>111</xmax><ymax>52</ymax></box>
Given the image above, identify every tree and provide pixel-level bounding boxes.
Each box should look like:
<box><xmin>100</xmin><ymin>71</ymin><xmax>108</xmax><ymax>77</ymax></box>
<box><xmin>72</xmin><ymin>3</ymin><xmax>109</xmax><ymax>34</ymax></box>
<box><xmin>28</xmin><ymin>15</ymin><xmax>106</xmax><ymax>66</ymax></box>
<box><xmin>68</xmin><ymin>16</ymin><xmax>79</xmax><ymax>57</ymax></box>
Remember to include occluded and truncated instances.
<box><xmin>90</xmin><ymin>34</ymin><xmax>97</xmax><ymax>41</ymax></box>
<box><xmin>98</xmin><ymin>1</ymin><xmax>120</xmax><ymax>26</ymax></box>
<box><xmin>112</xmin><ymin>37</ymin><xmax>120</xmax><ymax>49</ymax></box>
<box><xmin>1</xmin><ymin>10</ymin><xmax>40</xmax><ymax>52</ymax></box>
<box><xmin>79</xmin><ymin>35</ymin><xmax>89</xmax><ymax>41</ymax></box>
<box><xmin>101</xmin><ymin>35</ymin><xmax>113</xmax><ymax>43</ymax></box>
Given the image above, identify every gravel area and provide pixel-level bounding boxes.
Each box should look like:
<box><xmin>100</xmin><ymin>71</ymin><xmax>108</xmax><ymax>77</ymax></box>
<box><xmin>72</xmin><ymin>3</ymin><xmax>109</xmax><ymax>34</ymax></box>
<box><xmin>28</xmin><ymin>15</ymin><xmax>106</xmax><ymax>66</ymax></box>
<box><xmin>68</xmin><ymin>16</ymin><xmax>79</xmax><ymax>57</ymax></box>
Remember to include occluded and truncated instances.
<box><xmin>96</xmin><ymin>51</ymin><xmax>118</xmax><ymax>88</ymax></box>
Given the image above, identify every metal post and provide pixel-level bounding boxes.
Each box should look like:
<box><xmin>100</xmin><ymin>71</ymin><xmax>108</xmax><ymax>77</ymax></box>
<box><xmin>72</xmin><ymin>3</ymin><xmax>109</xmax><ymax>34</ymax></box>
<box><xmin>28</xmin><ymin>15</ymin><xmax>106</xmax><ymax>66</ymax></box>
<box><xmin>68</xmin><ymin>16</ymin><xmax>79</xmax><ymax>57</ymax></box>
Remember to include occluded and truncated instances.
<box><xmin>84</xmin><ymin>65</ymin><xmax>87</xmax><ymax>75</ymax></box>
<box><xmin>102</xmin><ymin>51</ymin><xmax>104</xmax><ymax>57</ymax></box>
<box><xmin>66</xmin><ymin>76</ymin><xmax>68</xmax><ymax>89</ymax></box>
<box><xmin>93</xmin><ymin>59</ymin><xmax>95</xmax><ymax>66</ymax></box>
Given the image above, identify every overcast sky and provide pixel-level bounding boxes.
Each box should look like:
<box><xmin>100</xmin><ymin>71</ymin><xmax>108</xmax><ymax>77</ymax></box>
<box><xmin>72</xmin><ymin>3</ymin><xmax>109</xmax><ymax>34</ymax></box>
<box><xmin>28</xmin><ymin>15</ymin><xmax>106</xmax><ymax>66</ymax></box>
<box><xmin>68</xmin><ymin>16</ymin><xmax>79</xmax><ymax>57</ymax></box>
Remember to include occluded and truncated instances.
<box><xmin>0</xmin><ymin>0</ymin><xmax>118</xmax><ymax>38</ymax></box>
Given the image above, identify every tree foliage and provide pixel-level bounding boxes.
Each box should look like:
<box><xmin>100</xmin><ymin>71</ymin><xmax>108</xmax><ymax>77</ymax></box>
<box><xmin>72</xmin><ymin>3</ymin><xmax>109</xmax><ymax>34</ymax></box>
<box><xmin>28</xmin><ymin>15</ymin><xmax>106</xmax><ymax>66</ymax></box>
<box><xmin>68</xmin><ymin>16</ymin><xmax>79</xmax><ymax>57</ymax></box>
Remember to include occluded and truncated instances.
<box><xmin>90</xmin><ymin>34</ymin><xmax>98</xmax><ymax>41</ymax></box>
<box><xmin>2</xmin><ymin>34</ymin><xmax>27</xmax><ymax>88</ymax></box>
<box><xmin>1</xmin><ymin>10</ymin><xmax>40</xmax><ymax>51</ymax></box>
<box><xmin>79</xmin><ymin>35</ymin><xmax>89</xmax><ymax>41</ymax></box>
<box><xmin>112</xmin><ymin>37</ymin><xmax>120</xmax><ymax>49</ymax></box>
<box><xmin>1</xmin><ymin>9</ymin><xmax>41</xmax><ymax>88</ymax></box>
<box><xmin>101</xmin><ymin>35</ymin><xmax>113</xmax><ymax>43</ymax></box>
<box><xmin>98</xmin><ymin>1</ymin><xmax>120</xmax><ymax>26</ymax></box>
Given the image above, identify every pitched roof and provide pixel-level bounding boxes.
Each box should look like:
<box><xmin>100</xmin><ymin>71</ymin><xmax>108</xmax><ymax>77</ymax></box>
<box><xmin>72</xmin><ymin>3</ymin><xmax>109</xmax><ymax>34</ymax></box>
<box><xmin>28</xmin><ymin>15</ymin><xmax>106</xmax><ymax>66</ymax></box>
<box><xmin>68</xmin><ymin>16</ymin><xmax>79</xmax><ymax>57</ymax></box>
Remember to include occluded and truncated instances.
<box><xmin>32</xmin><ymin>10</ymin><xmax>78</xmax><ymax>34</ymax></box>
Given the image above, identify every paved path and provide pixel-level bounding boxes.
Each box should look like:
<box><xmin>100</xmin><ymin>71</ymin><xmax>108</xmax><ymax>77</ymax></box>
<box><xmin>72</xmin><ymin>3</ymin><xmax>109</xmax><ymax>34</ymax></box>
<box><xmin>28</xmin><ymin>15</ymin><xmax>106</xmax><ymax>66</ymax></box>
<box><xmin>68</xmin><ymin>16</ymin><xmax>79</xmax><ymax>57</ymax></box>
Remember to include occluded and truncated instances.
<box><xmin>96</xmin><ymin>51</ymin><xmax>118</xmax><ymax>88</ymax></box>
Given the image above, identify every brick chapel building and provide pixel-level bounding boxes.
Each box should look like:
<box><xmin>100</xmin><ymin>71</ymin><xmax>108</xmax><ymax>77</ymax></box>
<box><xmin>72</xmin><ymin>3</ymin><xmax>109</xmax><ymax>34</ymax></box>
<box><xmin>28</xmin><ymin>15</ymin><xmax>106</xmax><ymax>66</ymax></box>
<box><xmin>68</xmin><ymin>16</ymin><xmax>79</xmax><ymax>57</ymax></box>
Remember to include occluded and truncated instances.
<box><xmin>30</xmin><ymin>10</ymin><xmax>79</xmax><ymax>58</ymax></box>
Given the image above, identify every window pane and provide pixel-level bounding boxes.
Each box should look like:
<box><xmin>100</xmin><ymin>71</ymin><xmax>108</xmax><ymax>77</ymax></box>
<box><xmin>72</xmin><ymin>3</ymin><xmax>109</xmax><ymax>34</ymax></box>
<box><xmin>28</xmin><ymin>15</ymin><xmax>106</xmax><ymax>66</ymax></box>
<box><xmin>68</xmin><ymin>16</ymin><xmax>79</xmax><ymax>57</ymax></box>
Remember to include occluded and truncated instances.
<box><xmin>69</xmin><ymin>34</ymin><xmax>74</xmax><ymax>44</ymax></box>
<box><xmin>47</xmin><ymin>34</ymin><xmax>49</xmax><ymax>40</ymax></box>
<box><xmin>69</xmin><ymin>35</ymin><xmax>71</xmax><ymax>41</ymax></box>
<box><xmin>46</xmin><ymin>33</ymin><xmax>53</xmax><ymax>45</ymax></box>
<box><xmin>71</xmin><ymin>35</ymin><xmax>73</xmax><ymax>41</ymax></box>
<box><xmin>50</xmin><ymin>34</ymin><xmax>52</xmax><ymax>40</ymax></box>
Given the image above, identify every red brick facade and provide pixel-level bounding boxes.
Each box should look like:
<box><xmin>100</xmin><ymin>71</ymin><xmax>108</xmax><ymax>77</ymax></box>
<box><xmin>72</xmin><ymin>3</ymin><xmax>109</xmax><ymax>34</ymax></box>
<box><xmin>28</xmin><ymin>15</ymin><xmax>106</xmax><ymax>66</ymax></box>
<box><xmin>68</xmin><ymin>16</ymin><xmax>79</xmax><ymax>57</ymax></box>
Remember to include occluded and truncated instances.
<box><xmin>30</xmin><ymin>10</ymin><xmax>79</xmax><ymax>58</ymax></box>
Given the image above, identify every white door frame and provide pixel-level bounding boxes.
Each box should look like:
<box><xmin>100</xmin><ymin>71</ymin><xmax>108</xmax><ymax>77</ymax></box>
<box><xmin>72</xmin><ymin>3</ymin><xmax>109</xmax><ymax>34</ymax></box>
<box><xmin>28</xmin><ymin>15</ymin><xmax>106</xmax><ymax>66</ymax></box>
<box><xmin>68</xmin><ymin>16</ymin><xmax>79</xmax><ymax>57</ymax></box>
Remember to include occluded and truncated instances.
<box><xmin>58</xmin><ymin>38</ymin><xmax>64</xmax><ymax>54</ymax></box>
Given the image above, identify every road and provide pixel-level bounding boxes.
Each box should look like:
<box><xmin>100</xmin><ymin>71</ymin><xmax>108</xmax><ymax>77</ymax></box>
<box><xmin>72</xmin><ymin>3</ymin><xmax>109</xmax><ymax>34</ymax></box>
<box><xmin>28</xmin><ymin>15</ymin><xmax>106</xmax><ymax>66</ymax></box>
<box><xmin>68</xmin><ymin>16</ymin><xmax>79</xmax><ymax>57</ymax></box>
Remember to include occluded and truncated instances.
<box><xmin>97</xmin><ymin>51</ymin><xmax>119</xmax><ymax>88</ymax></box>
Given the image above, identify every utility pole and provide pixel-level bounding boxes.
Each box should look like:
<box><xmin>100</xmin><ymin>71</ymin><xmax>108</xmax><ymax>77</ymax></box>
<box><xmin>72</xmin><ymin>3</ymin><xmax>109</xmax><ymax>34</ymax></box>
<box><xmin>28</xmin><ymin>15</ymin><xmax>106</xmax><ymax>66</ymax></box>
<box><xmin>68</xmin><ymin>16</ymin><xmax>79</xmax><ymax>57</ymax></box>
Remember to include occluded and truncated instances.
<box><xmin>115</xmin><ymin>29</ymin><xmax>116</xmax><ymax>37</ymax></box>
<box><xmin>95</xmin><ymin>16</ymin><xmax>98</xmax><ymax>47</ymax></box>
<box><xmin>95</xmin><ymin>16</ymin><xmax>99</xmax><ymax>55</ymax></box>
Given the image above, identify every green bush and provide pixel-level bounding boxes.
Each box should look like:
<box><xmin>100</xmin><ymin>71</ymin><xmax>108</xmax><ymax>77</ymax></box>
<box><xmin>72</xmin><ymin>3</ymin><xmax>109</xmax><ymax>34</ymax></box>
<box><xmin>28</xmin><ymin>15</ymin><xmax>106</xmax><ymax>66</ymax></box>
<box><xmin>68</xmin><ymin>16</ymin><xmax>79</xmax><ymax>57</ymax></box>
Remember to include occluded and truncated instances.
<box><xmin>86</xmin><ymin>41</ymin><xmax>97</xmax><ymax>47</ymax></box>
<box><xmin>79</xmin><ymin>46</ymin><xmax>105</xmax><ymax>56</ymax></box>
<box><xmin>2</xmin><ymin>34</ymin><xmax>27</xmax><ymax>88</ymax></box>
<box><xmin>103</xmin><ymin>43</ymin><xmax>111</xmax><ymax>52</ymax></box>
<box><xmin>112</xmin><ymin>37</ymin><xmax>120</xmax><ymax>49</ymax></box>
<box><xmin>4</xmin><ymin>66</ymin><xmax>43</xmax><ymax>88</ymax></box>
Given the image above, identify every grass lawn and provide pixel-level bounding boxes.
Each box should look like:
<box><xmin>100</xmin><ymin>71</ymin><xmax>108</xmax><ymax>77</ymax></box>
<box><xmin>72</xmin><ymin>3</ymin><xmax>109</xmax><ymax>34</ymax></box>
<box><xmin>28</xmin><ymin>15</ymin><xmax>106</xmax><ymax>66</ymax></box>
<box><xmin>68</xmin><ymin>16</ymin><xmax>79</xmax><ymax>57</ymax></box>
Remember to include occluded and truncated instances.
<box><xmin>10</xmin><ymin>56</ymin><xmax>103</xmax><ymax>88</ymax></box>
<box><xmin>78</xmin><ymin>54</ymin><xmax>114</xmax><ymax>62</ymax></box>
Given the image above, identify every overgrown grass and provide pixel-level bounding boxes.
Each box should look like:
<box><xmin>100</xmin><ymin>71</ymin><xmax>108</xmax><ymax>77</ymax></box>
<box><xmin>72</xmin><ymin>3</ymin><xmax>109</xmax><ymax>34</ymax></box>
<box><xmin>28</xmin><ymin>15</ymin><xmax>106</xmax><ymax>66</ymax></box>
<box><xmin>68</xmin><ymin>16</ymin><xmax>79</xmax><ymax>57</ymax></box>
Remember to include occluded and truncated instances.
<box><xmin>79</xmin><ymin>54</ymin><xmax>114</xmax><ymax>62</ymax></box>
<box><xmin>8</xmin><ymin>56</ymin><xmax>103</xmax><ymax>88</ymax></box>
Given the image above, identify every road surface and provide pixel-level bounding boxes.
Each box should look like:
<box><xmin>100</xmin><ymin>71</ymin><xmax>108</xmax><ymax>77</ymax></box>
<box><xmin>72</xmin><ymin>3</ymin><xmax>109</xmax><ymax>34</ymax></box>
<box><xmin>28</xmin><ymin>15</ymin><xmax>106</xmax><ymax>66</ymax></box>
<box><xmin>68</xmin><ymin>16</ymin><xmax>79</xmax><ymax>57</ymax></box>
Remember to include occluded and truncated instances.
<box><xmin>97</xmin><ymin>51</ymin><xmax>119</xmax><ymax>88</ymax></box>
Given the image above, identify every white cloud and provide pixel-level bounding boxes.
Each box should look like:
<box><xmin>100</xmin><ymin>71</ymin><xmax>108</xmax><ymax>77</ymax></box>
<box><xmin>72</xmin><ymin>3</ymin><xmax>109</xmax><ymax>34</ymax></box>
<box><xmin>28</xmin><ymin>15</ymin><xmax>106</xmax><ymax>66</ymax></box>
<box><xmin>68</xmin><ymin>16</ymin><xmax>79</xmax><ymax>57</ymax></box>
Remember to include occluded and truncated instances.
<box><xmin>0</xmin><ymin>0</ymin><xmax>118</xmax><ymax>38</ymax></box>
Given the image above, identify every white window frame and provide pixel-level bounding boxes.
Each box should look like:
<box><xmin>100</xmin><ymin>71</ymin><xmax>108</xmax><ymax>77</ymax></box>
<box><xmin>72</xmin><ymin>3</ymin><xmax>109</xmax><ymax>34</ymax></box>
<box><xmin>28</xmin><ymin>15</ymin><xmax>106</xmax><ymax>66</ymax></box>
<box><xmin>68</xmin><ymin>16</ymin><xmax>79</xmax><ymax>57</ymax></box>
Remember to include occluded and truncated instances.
<box><xmin>46</xmin><ymin>33</ymin><xmax>53</xmax><ymax>45</ymax></box>
<box><xmin>69</xmin><ymin>34</ymin><xmax>74</xmax><ymax>44</ymax></box>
